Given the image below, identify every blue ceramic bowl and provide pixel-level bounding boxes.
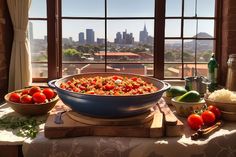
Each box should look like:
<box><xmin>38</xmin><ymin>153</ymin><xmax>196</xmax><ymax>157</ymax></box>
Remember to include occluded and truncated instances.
<box><xmin>49</xmin><ymin>73</ymin><xmax>170</xmax><ymax>118</ymax></box>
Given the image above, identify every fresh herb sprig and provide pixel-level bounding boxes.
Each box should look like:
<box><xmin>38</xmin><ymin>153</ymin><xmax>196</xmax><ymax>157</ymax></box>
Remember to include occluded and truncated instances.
<box><xmin>0</xmin><ymin>116</ymin><xmax>45</xmax><ymax>138</ymax></box>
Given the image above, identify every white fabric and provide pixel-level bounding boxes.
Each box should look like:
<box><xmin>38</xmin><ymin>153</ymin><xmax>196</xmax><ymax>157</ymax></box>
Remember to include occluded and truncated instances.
<box><xmin>7</xmin><ymin>0</ymin><xmax>32</xmax><ymax>91</ymax></box>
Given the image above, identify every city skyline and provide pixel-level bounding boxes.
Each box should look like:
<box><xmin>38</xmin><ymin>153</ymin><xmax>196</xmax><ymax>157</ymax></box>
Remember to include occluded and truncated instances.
<box><xmin>29</xmin><ymin>22</ymin><xmax>153</xmax><ymax>44</ymax></box>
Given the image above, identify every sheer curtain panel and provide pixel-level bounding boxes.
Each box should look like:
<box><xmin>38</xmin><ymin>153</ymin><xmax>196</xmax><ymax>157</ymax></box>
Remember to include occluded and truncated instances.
<box><xmin>7</xmin><ymin>0</ymin><xmax>32</xmax><ymax>91</ymax></box>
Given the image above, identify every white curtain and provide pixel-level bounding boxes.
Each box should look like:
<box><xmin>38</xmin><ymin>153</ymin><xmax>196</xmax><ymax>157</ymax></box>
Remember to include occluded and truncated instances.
<box><xmin>7</xmin><ymin>0</ymin><xmax>32</xmax><ymax>91</ymax></box>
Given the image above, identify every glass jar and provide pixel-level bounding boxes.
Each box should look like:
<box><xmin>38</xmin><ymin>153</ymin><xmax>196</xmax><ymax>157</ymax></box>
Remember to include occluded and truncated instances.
<box><xmin>226</xmin><ymin>54</ymin><xmax>236</xmax><ymax>91</ymax></box>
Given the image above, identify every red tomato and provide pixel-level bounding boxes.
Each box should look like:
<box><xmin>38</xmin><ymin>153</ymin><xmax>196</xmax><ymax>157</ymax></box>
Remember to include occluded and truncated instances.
<box><xmin>29</xmin><ymin>86</ymin><xmax>41</xmax><ymax>96</ymax></box>
<box><xmin>43</xmin><ymin>88</ymin><xmax>55</xmax><ymax>99</ymax></box>
<box><xmin>104</xmin><ymin>84</ymin><xmax>115</xmax><ymax>91</ymax></box>
<box><xmin>112</xmin><ymin>75</ymin><xmax>119</xmax><ymax>80</ymax></box>
<box><xmin>32</xmin><ymin>92</ymin><xmax>46</xmax><ymax>103</ymax></box>
<box><xmin>9</xmin><ymin>93</ymin><xmax>21</xmax><ymax>103</ymax></box>
<box><xmin>201</xmin><ymin>110</ymin><xmax>216</xmax><ymax>126</ymax></box>
<box><xmin>187</xmin><ymin>114</ymin><xmax>204</xmax><ymax>130</ymax></box>
<box><xmin>20</xmin><ymin>95</ymin><xmax>32</xmax><ymax>104</ymax></box>
<box><xmin>79</xmin><ymin>85</ymin><xmax>86</xmax><ymax>91</ymax></box>
<box><xmin>131</xmin><ymin>77</ymin><xmax>138</xmax><ymax>81</ymax></box>
<box><xmin>72</xmin><ymin>87</ymin><xmax>80</xmax><ymax>92</ymax></box>
<box><xmin>208</xmin><ymin>105</ymin><xmax>221</xmax><ymax>119</ymax></box>
<box><xmin>21</xmin><ymin>89</ymin><xmax>29</xmax><ymax>95</ymax></box>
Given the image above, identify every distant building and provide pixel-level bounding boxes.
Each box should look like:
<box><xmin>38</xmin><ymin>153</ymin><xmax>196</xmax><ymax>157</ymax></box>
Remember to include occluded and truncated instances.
<box><xmin>97</xmin><ymin>38</ymin><xmax>105</xmax><ymax>45</ymax></box>
<box><xmin>44</xmin><ymin>35</ymin><xmax>47</xmax><ymax>42</ymax></box>
<box><xmin>94</xmin><ymin>51</ymin><xmax>140</xmax><ymax>61</ymax></box>
<box><xmin>86</xmin><ymin>29</ymin><xmax>95</xmax><ymax>44</ymax></box>
<box><xmin>139</xmin><ymin>24</ymin><xmax>148</xmax><ymax>43</ymax></box>
<box><xmin>114</xmin><ymin>30</ymin><xmax>134</xmax><ymax>44</ymax></box>
<box><xmin>123</xmin><ymin>30</ymin><xmax>134</xmax><ymax>44</ymax></box>
<box><xmin>78</xmin><ymin>32</ymin><xmax>85</xmax><ymax>44</ymax></box>
<box><xmin>69</xmin><ymin>37</ymin><xmax>73</xmax><ymax>43</ymax></box>
<box><xmin>114</xmin><ymin>32</ymin><xmax>122</xmax><ymax>44</ymax></box>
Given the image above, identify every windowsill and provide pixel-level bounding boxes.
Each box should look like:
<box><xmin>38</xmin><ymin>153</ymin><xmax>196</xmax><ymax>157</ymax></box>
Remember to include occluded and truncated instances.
<box><xmin>163</xmin><ymin>79</ymin><xmax>185</xmax><ymax>86</ymax></box>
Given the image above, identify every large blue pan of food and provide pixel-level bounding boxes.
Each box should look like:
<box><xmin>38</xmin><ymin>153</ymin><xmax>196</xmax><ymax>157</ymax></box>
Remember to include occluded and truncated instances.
<box><xmin>48</xmin><ymin>72</ymin><xmax>170</xmax><ymax>118</ymax></box>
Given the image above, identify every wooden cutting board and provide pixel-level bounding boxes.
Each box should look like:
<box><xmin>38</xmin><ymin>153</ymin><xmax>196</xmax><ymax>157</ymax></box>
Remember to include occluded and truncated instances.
<box><xmin>44</xmin><ymin>99</ymin><xmax>184</xmax><ymax>139</ymax></box>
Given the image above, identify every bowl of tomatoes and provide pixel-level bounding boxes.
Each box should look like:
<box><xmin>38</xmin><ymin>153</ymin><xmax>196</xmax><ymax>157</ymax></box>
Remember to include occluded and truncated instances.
<box><xmin>4</xmin><ymin>86</ymin><xmax>59</xmax><ymax>116</ymax></box>
<box><xmin>48</xmin><ymin>72</ymin><xmax>170</xmax><ymax>118</ymax></box>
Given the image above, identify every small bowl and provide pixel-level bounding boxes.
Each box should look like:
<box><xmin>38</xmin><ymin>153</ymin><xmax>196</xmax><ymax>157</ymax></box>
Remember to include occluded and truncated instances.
<box><xmin>4</xmin><ymin>88</ymin><xmax>59</xmax><ymax>116</ymax></box>
<box><xmin>221</xmin><ymin>111</ymin><xmax>236</xmax><ymax>121</ymax></box>
<box><xmin>171</xmin><ymin>97</ymin><xmax>205</xmax><ymax>117</ymax></box>
<box><xmin>205</xmin><ymin>98</ymin><xmax>236</xmax><ymax>112</ymax></box>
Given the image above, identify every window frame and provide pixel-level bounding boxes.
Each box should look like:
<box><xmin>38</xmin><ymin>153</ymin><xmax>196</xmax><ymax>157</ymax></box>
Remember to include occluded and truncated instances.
<box><xmin>30</xmin><ymin>0</ymin><xmax>220</xmax><ymax>82</ymax></box>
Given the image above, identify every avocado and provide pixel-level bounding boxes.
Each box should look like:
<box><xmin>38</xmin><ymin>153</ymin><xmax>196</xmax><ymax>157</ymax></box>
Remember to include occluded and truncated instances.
<box><xmin>166</xmin><ymin>86</ymin><xmax>187</xmax><ymax>97</ymax></box>
<box><xmin>177</xmin><ymin>90</ymin><xmax>201</xmax><ymax>102</ymax></box>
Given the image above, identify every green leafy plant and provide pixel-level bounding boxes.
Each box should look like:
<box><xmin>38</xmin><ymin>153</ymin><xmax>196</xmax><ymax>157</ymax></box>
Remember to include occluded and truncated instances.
<box><xmin>0</xmin><ymin>116</ymin><xmax>45</xmax><ymax>139</ymax></box>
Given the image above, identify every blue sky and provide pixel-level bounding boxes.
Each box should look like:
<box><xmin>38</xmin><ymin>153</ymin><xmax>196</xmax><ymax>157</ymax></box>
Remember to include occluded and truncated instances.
<box><xmin>29</xmin><ymin>0</ymin><xmax>215</xmax><ymax>42</ymax></box>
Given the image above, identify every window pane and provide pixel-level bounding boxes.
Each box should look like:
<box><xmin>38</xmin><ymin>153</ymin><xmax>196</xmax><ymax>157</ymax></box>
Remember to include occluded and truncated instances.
<box><xmin>184</xmin><ymin>20</ymin><xmax>196</xmax><ymax>37</ymax></box>
<box><xmin>165</xmin><ymin>19</ymin><xmax>181</xmax><ymax>37</ymax></box>
<box><xmin>107</xmin><ymin>64</ymin><xmax>152</xmax><ymax>75</ymax></box>
<box><xmin>32</xmin><ymin>63</ymin><xmax>48</xmax><ymax>78</ymax></box>
<box><xmin>107</xmin><ymin>0</ymin><xmax>154</xmax><ymax>17</ymax></box>
<box><xmin>184</xmin><ymin>0</ymin><xmax>195</xmax><ymax>17</ymax></box>
<box><xmin>62</xmin><ymin>63</ymin><xmax>105</xmax><ymax>76</ymax></box>
<box><xmin>183</xmin><ymin>63</ymin><xmax>196</xmax><ymax>77</ymax></box>
<box><xmin>62</xmin><ymin>20</ymin><xmax>105</xmax><ymax>63</ymax></box>
<box><xmin>164</xmin><ymin>64</ymin><xmax>182</xmax><ymax>78</ymax></box>
<box><xmin>196</xmin><ymin>63</ymin><xmax>208</xmax><ymax>76</ymax></box>
<box><xmin>29</xmin><ymin>21</ymin><xmax>47</xmax><ymax>61</ymax></box>
<box><xmin>29</xmin><ymin>0</ymin><xmax>46</xmax><ymax>18</ymax></box>
<box><xmin>197</xmin><ymin>20</ymin><xmax>214</xmax><ymax>38</ymax></box>
<box><xmin>107</xmin><ymin>20</ymin><xmax>154</xmax><ymax>63</ymax></box>
<box><xmin>196</xmin><ymin>40</ymin><xmax>213</xmax><ymax>62</ymax></box>
<box><xmin>166</xmin><ymin>0</ymin><xmax>182</xmax><ymax>17</ymax></box>
<box><xmin>197</xmin><ymin>0</ymin><xmax>215</xmax><ymax>17</ymax></box>
<box><xmin>62</xmin><ymin>0</ymin><xmax>104</xmax><ymax>17</ymax></box>
<box><xmin>183</xmin><ymin>39</ymin><xmax>195</xmax><ymax>62</ymax></box>
<box><xmin>165</xmin><ymin>40</ymin><xmax>182</xmax><ymax>62</ymax></box>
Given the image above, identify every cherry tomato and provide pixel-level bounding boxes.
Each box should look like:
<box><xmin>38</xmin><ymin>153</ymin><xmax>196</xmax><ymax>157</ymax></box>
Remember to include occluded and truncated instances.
<box><xmin>21</xmin><ymin>89</ymin><xmax>29</xmax><ymax>95</ymax></box>
<box><xmin>79</xmin><ymin>85</ymin><xmax>86</xmax><ymax>91</ymax></box>
<box><xmin>208</xmin><ymin>105</ymin><xmax>221</xmax><ymax>119</ymax></box>
<box><xmin>9</xmin><ymin>93</ymin><xmax>21</xmax><ymax>103</ymax></box>
<box><xmin>131</xmin><ymin>77</ymin><xmax>138</xmax><ymax>81</ymax></box>
<box><xmin>43</xmin><ymin>88</ymin><xmax>55</xmax><ymax>99</ymax></box>
<box><xmin>20</xmin><ymin>95</ymin><xmax>32</xmax><ymax>104</ymax></box>
<box><xmin>187</xmin><ymin>114</ymin><xmax>204</xmax><ymax>130</ymax></box>
<box><xmin>104</xmin><ymin>84</ymin><xmax>115</xmax><ymax>91</ymax></box>
<box><xmin>29</xmin><ymin>86</ymin><xmax>41</xmax><ymax>96</ymax></box>
<box><xmin>32</xmin><ymin>92</ymin><xmax>46</xmax><ymax>103</ymax></box>
<box><xmin>201</xmin><ymin>110</ymin><xmax>216</xmax><ymax>126</ymax></box>
<box><xmin>112</xmin><ymin>75</ymin><xmax>119</xmax><ymax>80</ymax></box>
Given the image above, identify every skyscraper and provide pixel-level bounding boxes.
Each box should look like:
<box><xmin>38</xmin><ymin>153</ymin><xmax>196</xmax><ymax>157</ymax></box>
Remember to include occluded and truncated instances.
<box><xmin>114</xmin><ymin>30</ymin><xmax>134</xmax><ymax>44</ymax></box>
<box><xmin>86</xmin><ymin>29</ymin><xmax>95</xmax><ymax>44</ymax></box>
<box><xmin>139</xmin><ymin>24</ymin><xmax>148</xmax><ymax>43</ymax></box>
<box><xmin>79</xmin><ymin>32</ymin><xmax>85</xmax><ymax>44</ymax></box>
<box><xmin>114</xmin><ymin>32</ymin><xmax>122</xmax><ymax>44</ymax></box>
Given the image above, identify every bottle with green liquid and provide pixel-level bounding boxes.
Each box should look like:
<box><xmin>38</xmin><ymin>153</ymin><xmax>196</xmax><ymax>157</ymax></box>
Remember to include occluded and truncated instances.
<box><xmin>207</xmin><ymin>53</ymin><xmax>218</xmax><ymax>92</ymax></box>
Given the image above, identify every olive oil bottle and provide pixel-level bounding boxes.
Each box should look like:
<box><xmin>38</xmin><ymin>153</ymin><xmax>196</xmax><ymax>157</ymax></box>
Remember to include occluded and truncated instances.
<box><xmin>207</xmin><ymin>53</ymin><xmax>218</xmax><ymax>92</ymax></box>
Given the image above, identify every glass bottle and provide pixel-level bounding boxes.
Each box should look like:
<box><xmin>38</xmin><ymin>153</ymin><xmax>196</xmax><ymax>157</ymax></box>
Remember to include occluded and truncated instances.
<box><xmin>226</xmin><ymin>54</ymin><xmax>236</xmax><ymax>91</ymax></box>
<box><xmin>207</xmin><ymin>53</ymin><xmax>218</xmax><ymax>92</ymax></box>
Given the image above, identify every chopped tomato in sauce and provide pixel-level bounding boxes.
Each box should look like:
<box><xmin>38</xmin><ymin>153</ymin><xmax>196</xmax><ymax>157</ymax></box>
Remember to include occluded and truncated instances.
<box><xmin>60</xmin><ymin>76</ymin><xmax>159</xmax><ymax>96</ymax></box>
